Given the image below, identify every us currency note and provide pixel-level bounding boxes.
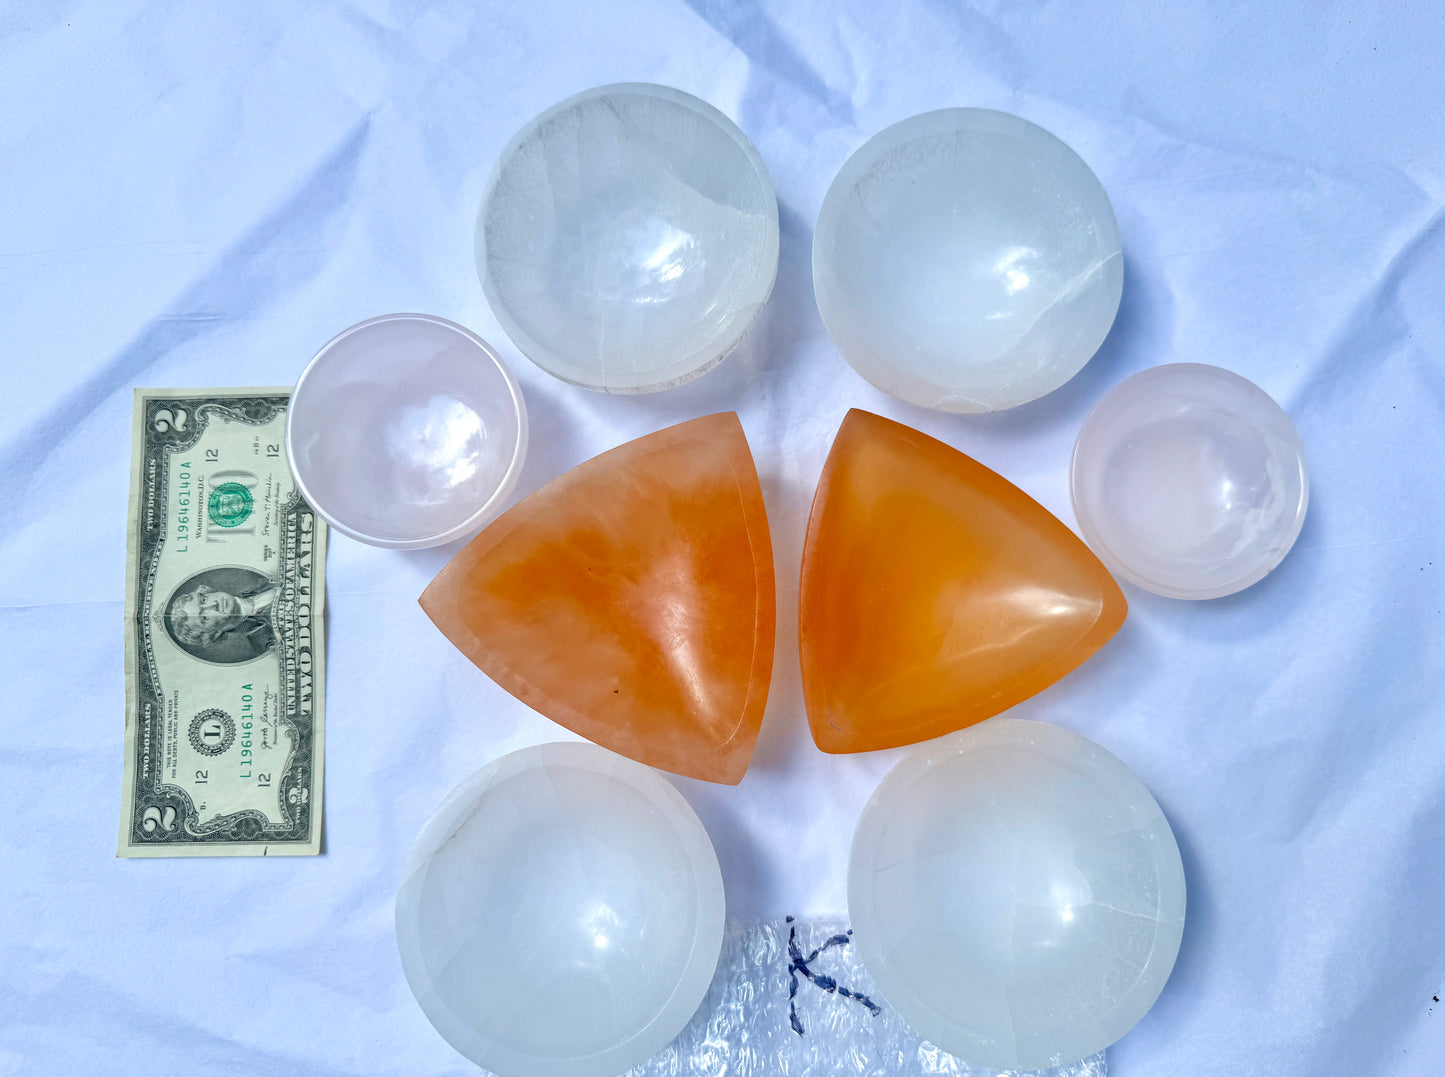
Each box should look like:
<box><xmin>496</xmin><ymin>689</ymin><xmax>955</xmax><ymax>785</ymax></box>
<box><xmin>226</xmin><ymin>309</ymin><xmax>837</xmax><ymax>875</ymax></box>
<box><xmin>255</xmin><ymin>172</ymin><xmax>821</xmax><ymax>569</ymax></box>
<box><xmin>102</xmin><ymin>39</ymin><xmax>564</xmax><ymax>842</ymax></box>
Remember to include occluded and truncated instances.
<box><xmin>121</xmin><ymin>388</ymin><xmax>326</xmax><ymax>856</ymax></box>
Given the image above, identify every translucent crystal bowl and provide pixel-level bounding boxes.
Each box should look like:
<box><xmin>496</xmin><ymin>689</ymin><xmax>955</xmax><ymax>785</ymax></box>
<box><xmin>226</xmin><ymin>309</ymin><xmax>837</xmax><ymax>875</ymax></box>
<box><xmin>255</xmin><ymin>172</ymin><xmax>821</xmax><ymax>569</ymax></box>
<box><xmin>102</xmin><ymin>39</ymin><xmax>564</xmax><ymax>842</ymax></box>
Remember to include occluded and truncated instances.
<box><xmin>814</xmin><ymin>108</ymin><xmax>1123</xmax><ymax>413</ymax></box>
<box><xmin>1071</xmin><ymin>363</ymin><xmax>1310</xmax><ymax>599</ymax></box>
<box><xmin>478</xmin><ymin>83</ymin><xmax>779</xmax><ymax>393</ymax></box>
<box><xmin>286</xmin><ymin>314</ymin><xmax>527</xmax><ymax>549</ymax></box>
<box><xmin>395</xmin><ymin>742</ymin><xmax>726</xmax><ymax>1077</ymax></box>
<box><xmin>849</xmin><ymin>719</ymin><xmax>1186</xmax><ymax>1071</ymax></box>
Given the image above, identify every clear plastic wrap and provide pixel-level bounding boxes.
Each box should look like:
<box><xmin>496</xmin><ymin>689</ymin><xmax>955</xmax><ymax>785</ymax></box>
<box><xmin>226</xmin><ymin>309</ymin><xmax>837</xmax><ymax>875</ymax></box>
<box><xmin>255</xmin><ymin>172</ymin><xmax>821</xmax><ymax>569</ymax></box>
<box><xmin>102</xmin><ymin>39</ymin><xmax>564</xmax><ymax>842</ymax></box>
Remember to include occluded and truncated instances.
<box><xmin>625</xmin><ymin>919</ymin><xmax>1107</xmax><ymax>1077</ymax></box>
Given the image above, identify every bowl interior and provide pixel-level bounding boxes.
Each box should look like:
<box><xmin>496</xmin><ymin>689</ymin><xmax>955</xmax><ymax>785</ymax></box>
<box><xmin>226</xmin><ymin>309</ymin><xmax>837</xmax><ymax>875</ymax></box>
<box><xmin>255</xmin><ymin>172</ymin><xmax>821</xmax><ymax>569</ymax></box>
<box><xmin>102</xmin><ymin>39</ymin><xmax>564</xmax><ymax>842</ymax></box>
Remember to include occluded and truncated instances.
<box><xmin>481</xmin><ymin>84</ymin><xmax>779</xmax><ymax>392</ymax></box>
<box><xmin>396</xmin><ymin>743</ymin><xmax>725</xmax><ymax>1077</ymax></box>
<box><xmin>1071</xmin><ymin>363</ymin><xmax>1309</xmax><ymax>598</ymax></box>
<box><xmin>848</xmin><ymin>719</ymin><xmax>1185</xmax><ymax>1071</ymax></box>
<box><xmin>814</xmin><ymin>109</ymin><xmax>1122</xmax><ymax>412</ymax></box>
<box><xmin>288</xmin><ymin>315</ymin><xmax>524</xmax><ymax>547</ymax></box>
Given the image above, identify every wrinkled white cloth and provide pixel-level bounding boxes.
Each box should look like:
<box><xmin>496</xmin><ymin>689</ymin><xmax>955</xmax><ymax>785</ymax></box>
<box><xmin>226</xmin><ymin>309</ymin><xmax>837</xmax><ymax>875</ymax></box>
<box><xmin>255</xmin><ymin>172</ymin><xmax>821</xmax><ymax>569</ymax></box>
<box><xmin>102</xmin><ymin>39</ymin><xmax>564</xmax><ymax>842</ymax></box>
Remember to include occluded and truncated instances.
<box><xmin>2</xmin><ymin>2</ymin><xmax>1444</xmax><ymax>1075</ymax></box>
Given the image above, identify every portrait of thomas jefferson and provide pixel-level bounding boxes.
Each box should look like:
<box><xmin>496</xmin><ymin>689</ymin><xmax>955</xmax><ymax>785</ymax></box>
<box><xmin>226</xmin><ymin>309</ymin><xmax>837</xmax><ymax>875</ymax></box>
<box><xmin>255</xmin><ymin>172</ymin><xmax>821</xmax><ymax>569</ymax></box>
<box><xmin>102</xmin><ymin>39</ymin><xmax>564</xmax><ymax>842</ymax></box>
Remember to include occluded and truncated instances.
<box><xmin>163</xmin><ymin>567</ymin><xmax>278</xmax><ymax>664</ymax></box>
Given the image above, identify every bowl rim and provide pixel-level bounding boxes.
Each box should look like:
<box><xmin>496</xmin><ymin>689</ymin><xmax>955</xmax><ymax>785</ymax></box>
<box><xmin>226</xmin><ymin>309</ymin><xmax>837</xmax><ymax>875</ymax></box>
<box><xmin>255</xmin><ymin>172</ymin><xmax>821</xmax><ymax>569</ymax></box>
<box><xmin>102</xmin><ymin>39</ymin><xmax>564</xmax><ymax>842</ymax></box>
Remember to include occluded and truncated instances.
<box><xmin>285</xmin><ymin>312</ymin><xmax>529</xmax><ymax>550</ymax></box>
<box><xmin>477</xmin><ymin>81</ymin><xmax>780</xmax><ymax>394</ymax></box>
<box><xmin>395</xmin><ymin>740</ymin><xmax>727</xmax><ymax>1077</ymax></box>
<box><xmin>1069</xmin><ymin>362</ymin><xmax>1311</xmax><ymax>599</ymax></box>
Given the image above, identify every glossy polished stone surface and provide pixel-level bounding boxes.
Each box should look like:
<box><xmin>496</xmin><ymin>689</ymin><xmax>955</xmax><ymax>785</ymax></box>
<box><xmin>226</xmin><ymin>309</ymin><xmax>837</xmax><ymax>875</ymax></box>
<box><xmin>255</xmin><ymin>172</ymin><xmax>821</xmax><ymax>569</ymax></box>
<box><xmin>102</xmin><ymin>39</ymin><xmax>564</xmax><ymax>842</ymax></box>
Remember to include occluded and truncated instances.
<box><xmin>479</xmin><ymin>83</ymin><xmax>779</xmax><ymax>393</ymax></box>
<box><xmin>420</xmin><ymin>413</ymin><xmax>775</xmax><ymax>784</ymax></box>
<box><xmin>800</xmin><ymin>410</ymin><xmax>1125</xmax><ymax>753</ymax></box>
<box><xmin>286</xmin><ymin>314</ymin><xmax>527</xmax><ymax>549</ymax></box>
<box><xmin>813</xmin><ymin>109</ymin><xmax>1123</xmax><ymax>412</ymax></box>
<box><xmin>1072</xmin><ymin>363</ymin><xmax>1310</xmax><ymax>599</ymax></box>
<box><xmin>849</xmin><ymin>719</ymin><xmax>1186</xmax><ymax>1071</ymax></box>
<box><xmin>396</xmin><ymin>742</ymin><xmax>725</xmax><ymax>1077</ymax></box>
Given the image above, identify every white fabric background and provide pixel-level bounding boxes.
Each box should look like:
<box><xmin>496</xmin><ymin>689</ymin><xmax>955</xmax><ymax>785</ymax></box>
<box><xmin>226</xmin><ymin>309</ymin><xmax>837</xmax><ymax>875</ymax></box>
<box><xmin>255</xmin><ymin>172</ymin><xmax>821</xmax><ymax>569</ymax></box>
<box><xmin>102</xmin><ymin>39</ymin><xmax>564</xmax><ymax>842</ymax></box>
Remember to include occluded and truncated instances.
<box><xmin>2</xmin><ymin>2</ymin><xmax>1443</xmax><ymax>1074</ymax></box>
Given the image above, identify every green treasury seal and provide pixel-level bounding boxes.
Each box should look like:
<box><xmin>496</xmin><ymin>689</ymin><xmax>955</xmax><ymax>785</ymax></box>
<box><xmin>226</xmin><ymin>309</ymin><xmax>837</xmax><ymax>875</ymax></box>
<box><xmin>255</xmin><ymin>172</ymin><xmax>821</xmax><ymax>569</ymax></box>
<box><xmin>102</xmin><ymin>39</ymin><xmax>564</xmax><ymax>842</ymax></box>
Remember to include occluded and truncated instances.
<box><xmin>208</xmin><ymin>482</ymin><xmax>253</xmax><ymax>528</ymax></box>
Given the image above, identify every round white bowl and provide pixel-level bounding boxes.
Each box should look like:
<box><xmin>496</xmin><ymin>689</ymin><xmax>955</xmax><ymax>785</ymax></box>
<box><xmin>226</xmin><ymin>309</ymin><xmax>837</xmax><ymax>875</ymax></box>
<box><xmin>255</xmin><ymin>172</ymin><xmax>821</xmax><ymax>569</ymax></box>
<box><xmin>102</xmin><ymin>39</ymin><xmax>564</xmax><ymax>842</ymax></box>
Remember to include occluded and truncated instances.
<box><xmin>478</xmin><ymin>83</ymin><xmax>779</xmax><ymax>393</ymax></box>
<box><xmin>286</xmin><ymin>313</ymin><xmax>527</xmax><ymax>549</ymax></box>
<box><xmin>814</xmin><ymin>108</ymin><xmax>1123</xmax><ymax>413</ymax></box>
<box><xmin>395</xmin><ymin>742</ymin><xmax>726</xmax><ymax>1077</ymax></box>
<box><xmin>849</xmin><ymin>718</ymin><xmax>1186</xmax><ymax>1071</ymax></box>
<box><xmin>1071</xmin><ymin>363</ymin><xmax>1309</xmax><ymax>599</ymax></box>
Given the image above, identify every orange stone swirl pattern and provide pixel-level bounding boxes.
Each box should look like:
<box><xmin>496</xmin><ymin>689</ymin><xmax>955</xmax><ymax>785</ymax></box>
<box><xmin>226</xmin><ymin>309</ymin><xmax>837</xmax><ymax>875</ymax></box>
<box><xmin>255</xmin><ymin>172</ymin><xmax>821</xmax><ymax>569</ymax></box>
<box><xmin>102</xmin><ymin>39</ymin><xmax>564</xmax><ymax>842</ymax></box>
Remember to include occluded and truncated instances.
<box><xmin>420</xmin><ymin>413</ymin><xmax>776</xmax><ymax>785</ymax></box>
<box><xmin>800</xmin><ymin>410</ymin><xmax>1126</xmax><ymax>753</ymax></box>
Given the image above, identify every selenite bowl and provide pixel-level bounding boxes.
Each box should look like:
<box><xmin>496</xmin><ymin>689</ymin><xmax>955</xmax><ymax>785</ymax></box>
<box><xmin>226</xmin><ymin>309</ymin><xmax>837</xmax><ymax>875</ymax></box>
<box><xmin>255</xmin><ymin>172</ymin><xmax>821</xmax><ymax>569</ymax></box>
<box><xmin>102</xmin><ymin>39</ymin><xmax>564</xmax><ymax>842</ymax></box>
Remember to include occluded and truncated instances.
<box><xmin>395</xmin><ymin>742</ymin><xmax>726</xmax><ymax>1077</ymax></box>
<box><xmin>286</xmin><ymin>314</ymin><xmax>527</xmax><ymax>549</ymax></box>
<box><xmin>849</xmin><ymin>719</ymin><xmax>1186</xmax><ymax>1071</ymax></box>
<box><xmin>813</xmin><ymin>108</ymin><xmax>1123</xmax><ymax>412</ymax></box>
<box><xmin>478</xmin><ymin>83</ymin><xmax>779</xmax><ymax>393</ymax></box>
<box><xmin>1071</xmin><ymin>363</ymin><xmax>1309</xmax><ymax>599</ymax></box>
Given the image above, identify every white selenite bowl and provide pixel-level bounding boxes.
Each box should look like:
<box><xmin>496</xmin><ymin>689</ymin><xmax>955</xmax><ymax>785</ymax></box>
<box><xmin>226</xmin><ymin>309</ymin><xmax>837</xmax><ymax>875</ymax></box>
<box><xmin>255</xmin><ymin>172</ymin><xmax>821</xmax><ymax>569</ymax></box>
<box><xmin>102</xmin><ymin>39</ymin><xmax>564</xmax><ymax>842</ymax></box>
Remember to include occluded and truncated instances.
<box><xmin>814</xmin><ymin>108</ymin><xmax>1123</xmax><ymax>412</ymax></box>
<box><xmin>848</xmin><ymin>719</ymin><xmax>1186</xmax><ymax>1071</ymax></box>
<box><xmin>286</xmin><ymin>314</ymin><xmax>527</xmax><ymax>549</ymax></box>
<box><xmin>478</xmin><ymin>83</ymin><xmax>779</xmax><ymax>393</ymax></box>
<box><xmin>1071</xmin><ymin>363</ymin><xmax>1309</xmax><ymax>599</ymax></box>
<box><xmin>395</xmin><ymin>742</ymin><xmax>726</xmax><ymax>1077</ymax></box>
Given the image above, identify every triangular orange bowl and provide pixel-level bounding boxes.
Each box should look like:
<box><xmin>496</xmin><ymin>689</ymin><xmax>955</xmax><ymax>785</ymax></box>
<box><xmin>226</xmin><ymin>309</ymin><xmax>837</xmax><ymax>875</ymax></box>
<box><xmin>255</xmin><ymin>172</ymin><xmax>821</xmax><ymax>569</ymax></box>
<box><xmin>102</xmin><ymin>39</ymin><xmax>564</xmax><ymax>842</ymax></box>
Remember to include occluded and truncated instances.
<box><xmin>800</xmin><ymin>409</ymin><xmax>1126</xmax><ymax>753</ymax></box>
<box><xmin>421</xmin><ymin>412</ymin><xmax>776</xmax><ymax>785</ymax></box>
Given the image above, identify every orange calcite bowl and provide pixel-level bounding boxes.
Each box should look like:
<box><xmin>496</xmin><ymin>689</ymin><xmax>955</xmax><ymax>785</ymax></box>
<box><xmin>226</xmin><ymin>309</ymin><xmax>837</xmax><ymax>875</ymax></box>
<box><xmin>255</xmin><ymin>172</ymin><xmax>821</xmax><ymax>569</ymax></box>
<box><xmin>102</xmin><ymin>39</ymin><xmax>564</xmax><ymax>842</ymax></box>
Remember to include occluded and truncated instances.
<box><xmin>800</xmin><ymin>409</ymin><xmax>1125</xmax><ymax>753</ymax></box>
<box><xmin>421</xmin><ymin>413</ymin><xmax>776</xmax><ymax>784</ymax></box>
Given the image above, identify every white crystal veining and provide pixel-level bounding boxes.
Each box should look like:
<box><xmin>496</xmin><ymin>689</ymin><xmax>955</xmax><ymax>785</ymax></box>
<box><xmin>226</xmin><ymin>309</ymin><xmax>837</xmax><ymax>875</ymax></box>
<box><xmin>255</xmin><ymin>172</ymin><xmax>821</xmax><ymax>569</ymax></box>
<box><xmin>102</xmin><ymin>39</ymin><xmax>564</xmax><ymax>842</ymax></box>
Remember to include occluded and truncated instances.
<box><xmin>480</xmin><ymin>83</ymin><xmax>780</xmax><ymax>393</ymax></box>
<box><xmin>814</xmin><ymin>109</ymin><xmax>1123</xmax><ymax>412</ymax></box>
<box><xmin>395</xmin><ymin>742</ymin><xmax>726</xmax><ymax>1077</ymax></box>
<box><xmin>848</xmin><ymin>719</ymin><xmax>1186</xmax><ymax>1071</ymax></box>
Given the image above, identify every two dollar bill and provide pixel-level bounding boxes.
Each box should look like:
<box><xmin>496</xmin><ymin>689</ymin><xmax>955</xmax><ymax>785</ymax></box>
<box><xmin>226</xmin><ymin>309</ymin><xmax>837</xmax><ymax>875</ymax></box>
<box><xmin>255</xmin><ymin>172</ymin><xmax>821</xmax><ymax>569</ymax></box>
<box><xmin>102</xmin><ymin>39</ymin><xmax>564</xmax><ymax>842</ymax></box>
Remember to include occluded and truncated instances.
<box><xmin>120</xmin><ymin>389</ymin><xmax>326</xmax><ymax>856</ymax></box>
